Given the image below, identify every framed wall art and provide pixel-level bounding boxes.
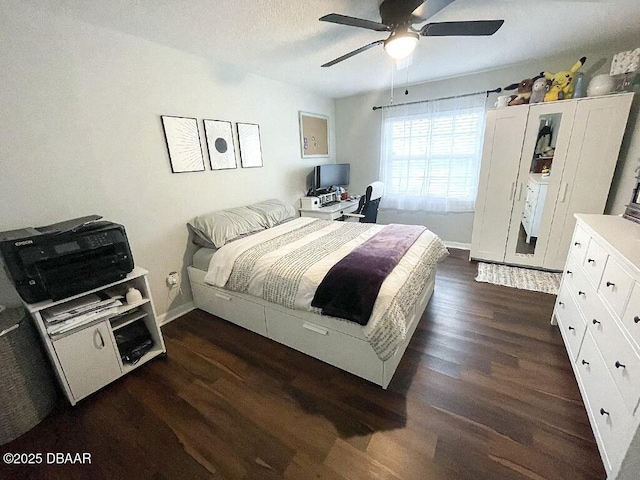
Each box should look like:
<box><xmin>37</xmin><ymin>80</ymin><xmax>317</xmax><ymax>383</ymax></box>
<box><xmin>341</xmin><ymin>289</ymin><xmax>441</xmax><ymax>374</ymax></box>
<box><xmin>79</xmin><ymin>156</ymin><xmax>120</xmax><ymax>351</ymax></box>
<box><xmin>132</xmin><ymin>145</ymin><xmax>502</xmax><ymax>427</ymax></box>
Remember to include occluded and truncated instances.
<box><xmin>160</xmin><ymin>115</ymin><xmax>205</xmax><ymax>173</ymax></box>
<box><xmin>203</xmin><ymin>119</ymin><xmax>237</xmax><ymax>170</ymax></box>
<box><xmin>299</xmin><ymin>111</ymin><xmax>329</xmax><ymax>158</ymax></box>
<box><xmin>237</xmin><ymin>122</ymin><xmax>263</xmax><ymax>168</ymax></box>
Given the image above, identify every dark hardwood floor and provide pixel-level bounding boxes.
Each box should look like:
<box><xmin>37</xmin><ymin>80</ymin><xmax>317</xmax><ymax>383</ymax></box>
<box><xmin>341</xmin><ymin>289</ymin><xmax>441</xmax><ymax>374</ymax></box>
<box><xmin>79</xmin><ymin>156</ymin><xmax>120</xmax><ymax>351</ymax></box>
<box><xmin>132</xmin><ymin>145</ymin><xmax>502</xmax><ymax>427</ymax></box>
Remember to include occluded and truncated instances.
<box><xmin>0</xmin><ymin>249</ymin><xmax>604</xmax><ymax>479</ymax></box>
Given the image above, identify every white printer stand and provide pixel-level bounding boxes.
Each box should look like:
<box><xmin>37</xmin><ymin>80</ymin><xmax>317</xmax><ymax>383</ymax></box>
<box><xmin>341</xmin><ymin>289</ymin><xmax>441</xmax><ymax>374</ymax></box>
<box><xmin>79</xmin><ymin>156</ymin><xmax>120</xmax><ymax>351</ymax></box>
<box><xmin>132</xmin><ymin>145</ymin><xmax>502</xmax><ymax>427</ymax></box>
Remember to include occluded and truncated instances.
<box><xmin>23</xmin><ymin>267</ymin><xmax>166</xmax><ymax>406</ymax></box>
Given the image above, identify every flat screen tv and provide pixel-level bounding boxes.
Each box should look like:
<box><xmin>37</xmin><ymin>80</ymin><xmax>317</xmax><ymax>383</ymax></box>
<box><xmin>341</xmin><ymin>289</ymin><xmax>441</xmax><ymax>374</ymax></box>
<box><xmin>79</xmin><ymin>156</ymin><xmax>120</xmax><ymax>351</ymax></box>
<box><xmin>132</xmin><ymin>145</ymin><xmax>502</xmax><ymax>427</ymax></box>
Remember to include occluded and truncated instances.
<box><xmin>307</xmin><ymin>163</ymin><xmax>350</xmax><ymax>195</ymax></box>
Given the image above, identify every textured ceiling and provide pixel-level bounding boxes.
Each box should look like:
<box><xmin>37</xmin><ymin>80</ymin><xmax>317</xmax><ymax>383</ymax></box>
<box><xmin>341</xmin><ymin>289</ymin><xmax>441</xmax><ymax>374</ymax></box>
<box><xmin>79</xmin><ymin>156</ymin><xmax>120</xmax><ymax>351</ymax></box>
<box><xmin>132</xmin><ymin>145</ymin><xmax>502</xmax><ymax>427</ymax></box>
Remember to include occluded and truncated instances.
<box><xmin>33</xmin><ymin>0</ymin><xmax>640</xmax><ymax>98</ymax></box>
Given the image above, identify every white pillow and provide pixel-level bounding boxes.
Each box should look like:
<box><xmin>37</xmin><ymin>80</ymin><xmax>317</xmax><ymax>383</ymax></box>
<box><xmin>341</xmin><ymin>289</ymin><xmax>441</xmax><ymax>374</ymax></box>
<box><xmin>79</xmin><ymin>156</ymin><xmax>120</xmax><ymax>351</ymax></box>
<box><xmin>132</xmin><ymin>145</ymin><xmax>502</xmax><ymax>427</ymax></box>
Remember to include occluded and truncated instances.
<box><xmin>188</xmin><ymin>206</ymin><xmax>267</xmax><ymax>249</ymax></box>
<box><xmin>247</xmin><ymin>199</ymin><xmax>296</xmax><ymax>228</ymax></box>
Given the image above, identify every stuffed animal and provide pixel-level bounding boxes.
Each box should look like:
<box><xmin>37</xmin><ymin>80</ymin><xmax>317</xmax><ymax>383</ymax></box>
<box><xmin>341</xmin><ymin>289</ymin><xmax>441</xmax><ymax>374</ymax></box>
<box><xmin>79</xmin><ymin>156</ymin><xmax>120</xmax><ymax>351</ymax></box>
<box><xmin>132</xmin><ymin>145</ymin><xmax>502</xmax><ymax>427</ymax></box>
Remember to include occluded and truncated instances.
<box><xmin>504</xmin><ymin>78</ymin><xmax>535</xmax><ymax>106</ymax></box>
<box><xmin>542</xmin><ymin>57</ymin><xmax>587</xmax><ymax>102</ymax></box>
<box><xmin>529</xmin><ymin>76</ymin><xmax>548</xmax><ymax>104</ymax></box>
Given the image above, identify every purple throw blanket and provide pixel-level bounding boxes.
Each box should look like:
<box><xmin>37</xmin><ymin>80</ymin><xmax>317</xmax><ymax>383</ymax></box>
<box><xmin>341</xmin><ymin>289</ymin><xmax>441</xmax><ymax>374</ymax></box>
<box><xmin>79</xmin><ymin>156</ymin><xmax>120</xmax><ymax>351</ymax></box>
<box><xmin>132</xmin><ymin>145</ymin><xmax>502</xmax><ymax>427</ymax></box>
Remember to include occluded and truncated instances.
<box><xmin>311</xmin><ymin>224</ymin><xmax>426</xmax><ymax>325</ymax></box>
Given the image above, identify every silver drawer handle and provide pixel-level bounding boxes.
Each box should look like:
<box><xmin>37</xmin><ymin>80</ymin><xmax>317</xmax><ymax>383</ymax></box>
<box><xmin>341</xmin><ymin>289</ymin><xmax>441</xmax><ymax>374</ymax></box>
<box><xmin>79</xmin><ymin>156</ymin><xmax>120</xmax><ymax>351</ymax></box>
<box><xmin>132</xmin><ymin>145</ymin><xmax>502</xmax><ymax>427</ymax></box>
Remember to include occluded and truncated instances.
<box><xmin>302</xmin><ymin>322</ymin><xmax>328</xmax><ymax>336</ymax></box>
<box><xmin>93</xmin><ymin>329</ymin><xmax>105</xmax><ymax>349</ymax></box>
<box><xmin>214</xmin><ymin>293</ymin><xmax>232</xmax><ymax>301</ymax></box>
<box><xmin>0</xmin><ymin>324</ymin><xmax>20</xmax><ymax>337</ymax></box>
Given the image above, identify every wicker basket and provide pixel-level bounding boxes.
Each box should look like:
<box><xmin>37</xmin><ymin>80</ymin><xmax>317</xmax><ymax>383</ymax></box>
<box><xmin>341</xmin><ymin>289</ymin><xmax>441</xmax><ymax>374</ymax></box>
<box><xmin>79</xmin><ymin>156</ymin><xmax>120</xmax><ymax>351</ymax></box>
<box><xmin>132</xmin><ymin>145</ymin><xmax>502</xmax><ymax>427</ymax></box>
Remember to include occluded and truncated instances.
<box><xmin>0</xmin><ymin>307</ymin><xmax>56</xmax><ymax>445</ymax></box>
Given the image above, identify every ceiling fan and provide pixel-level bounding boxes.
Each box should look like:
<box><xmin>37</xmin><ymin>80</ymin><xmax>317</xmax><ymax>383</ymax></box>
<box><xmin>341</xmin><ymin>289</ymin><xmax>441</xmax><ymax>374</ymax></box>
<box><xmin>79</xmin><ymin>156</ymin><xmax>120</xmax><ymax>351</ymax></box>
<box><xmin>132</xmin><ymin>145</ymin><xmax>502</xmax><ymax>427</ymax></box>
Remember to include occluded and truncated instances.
<box><xmin>320</xmin><ymin>0</ymin><xmax>504</xmax><ymax>67</ymax></box>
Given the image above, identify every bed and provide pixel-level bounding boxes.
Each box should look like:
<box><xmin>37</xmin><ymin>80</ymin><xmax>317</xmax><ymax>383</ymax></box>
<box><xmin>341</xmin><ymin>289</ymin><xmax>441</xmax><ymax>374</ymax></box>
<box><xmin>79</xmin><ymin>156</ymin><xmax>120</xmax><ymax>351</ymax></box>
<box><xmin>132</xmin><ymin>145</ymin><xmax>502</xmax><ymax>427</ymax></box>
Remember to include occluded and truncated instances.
<box><xmin>186</xmin><ymin>200</ymin><xmax>448</xmax><ymax>388</ymax></box>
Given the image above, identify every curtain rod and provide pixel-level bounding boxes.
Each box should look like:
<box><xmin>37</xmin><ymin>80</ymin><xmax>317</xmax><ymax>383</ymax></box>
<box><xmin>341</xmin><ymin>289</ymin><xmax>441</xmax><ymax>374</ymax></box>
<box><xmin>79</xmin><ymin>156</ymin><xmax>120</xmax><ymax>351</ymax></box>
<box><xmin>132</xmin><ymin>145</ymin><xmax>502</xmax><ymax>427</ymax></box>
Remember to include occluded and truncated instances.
<box><xmin>372</xmin><ymin>87</ymin><xmax>502</xmax><ymax>111</ymax></box>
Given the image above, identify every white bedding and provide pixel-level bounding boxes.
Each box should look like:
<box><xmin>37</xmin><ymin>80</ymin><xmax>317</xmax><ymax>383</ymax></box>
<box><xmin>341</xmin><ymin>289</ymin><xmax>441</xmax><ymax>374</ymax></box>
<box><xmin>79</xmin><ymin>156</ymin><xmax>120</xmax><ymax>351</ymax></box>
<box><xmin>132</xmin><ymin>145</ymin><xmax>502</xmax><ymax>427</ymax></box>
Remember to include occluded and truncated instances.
<box><xmin>204</xmin><ymin>217</ymin><xmax>447</xmax><ymax>360</ymax></box>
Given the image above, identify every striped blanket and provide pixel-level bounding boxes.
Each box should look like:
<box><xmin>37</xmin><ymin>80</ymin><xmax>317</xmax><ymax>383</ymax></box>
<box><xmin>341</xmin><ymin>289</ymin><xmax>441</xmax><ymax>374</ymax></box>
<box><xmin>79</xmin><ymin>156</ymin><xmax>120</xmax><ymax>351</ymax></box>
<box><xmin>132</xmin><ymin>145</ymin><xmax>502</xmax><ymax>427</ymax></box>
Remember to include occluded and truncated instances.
<box><xmin>204</xmin><ymin>218</ymin><xmax>448</xmax><ymax>360</ymax></box>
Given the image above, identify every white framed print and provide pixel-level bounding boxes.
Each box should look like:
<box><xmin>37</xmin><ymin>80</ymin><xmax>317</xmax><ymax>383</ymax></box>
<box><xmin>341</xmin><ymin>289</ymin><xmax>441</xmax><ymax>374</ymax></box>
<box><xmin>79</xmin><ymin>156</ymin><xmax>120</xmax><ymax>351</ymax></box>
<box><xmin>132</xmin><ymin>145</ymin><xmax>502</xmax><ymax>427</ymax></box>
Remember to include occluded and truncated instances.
<box><xmin>237</xmin><ymin>122</ymin><xmax>263</xmax><ymax>168</ymax></box>
<box><xmin>160</xmin><ymin>115</ymin><xmax>205</xmax><ymax>173</ymax></box>
<box><xmin>203</xmin><ymin>119</ymin><xmax>237</xmax><ymax>170</ymax></box>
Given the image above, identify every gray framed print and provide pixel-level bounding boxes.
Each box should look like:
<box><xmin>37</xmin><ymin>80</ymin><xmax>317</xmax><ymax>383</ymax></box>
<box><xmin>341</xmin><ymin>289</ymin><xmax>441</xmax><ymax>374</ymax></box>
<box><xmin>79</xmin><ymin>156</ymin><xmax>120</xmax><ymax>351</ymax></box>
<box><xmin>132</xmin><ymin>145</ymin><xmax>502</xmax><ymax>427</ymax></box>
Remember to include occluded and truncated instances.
<box><xmin>299</xmin><ymin>111</ymin><xmax>329</xmax><ymax>158</ymax></box>
<box><xmin>237</xmin><ymin>122</ymin><xmax>263</xmax><ymax>168</ymax></box>
<box><xmin>203</xmin><ymin>119</ymin><xmax>237</xmax><ymax>170</ymax></box>
<box><xmin>161</xmin><ymin>115</ymin><xmax>205</xmax><ymax>173</ymax></box>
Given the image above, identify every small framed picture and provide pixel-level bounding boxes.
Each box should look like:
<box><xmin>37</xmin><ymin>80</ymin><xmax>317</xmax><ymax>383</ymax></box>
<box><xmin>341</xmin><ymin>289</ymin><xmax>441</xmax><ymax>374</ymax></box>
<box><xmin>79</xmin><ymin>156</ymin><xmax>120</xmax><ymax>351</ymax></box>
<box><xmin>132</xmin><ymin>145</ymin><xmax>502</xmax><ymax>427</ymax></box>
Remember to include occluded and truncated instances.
<box><xmin>203</xmin><ymin>119</ymin><xmax>237</xmax><ymax>170</ymax></box>
<box><xmin>161</xmin><ymin>115</ymin><xmax>205</xmax><ymax>173</ymax></box>
<box><xmin>237</xmin><ymin>122</ymin><xmax>263</xmax><ymax>168</ymax></box>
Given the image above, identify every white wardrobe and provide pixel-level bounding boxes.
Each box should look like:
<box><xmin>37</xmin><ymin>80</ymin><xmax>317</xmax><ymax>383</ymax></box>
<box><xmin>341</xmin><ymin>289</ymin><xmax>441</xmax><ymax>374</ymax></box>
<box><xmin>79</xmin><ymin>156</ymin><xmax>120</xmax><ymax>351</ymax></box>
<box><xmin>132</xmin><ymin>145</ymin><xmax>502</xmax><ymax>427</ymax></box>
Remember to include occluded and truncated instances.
<box><xmin>470</xmin><ymin>93</ymin><xmax>634</xmax><ymax>271</ymax></box>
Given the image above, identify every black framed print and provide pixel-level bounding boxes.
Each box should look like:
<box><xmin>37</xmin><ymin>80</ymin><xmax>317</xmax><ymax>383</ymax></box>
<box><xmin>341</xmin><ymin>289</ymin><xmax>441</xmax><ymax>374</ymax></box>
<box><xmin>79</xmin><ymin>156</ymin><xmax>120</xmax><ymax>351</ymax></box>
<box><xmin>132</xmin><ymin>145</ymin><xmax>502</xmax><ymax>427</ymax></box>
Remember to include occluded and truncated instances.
<box><xmin>203</xmin><ymin>119</ymin><xmax>237</xmax><ymax>170</ymax></box>
<box><xmin>161</xmin><ymin>115</ymin><xmax>205</xmax><ymax>173</ymax></box>
<box><xmin>237</xmin><ymin>122</ymin><xmax>263</xmax><ymax>168</ymax></box>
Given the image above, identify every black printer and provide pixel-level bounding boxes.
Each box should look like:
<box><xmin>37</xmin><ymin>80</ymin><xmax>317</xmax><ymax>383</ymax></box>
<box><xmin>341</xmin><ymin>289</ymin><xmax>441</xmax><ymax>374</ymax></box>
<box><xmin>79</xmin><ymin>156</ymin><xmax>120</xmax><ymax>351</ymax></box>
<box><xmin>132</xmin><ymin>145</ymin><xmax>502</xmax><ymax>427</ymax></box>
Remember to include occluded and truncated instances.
<box><xmin>0</xmin><ymin>215</ymin><xmax>134</xmax><ymax>303</ymax></box>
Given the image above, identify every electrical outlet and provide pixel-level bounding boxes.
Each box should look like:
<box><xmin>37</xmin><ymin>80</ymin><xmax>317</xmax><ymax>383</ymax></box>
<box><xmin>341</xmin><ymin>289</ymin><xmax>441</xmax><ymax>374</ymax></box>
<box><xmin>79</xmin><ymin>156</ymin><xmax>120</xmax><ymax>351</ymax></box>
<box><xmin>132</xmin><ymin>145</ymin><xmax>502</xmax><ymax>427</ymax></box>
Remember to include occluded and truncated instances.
<box><xmin>167</xmin><ymin>272</ymin><xmax>180</xmax><ymax>287</ymax></box>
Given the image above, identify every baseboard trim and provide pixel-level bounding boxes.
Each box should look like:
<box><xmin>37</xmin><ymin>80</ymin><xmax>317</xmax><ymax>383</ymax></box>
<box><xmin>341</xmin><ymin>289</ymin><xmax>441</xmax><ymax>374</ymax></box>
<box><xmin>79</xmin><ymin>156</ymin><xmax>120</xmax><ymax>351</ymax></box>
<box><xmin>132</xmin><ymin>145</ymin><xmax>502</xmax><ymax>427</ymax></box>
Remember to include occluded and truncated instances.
<box><xmin>443</xmin><ymin>241</ymin><xmax>471</xmax><ymax>250</ymax></box>
<box><xmin>158</xmin><ymin>301</ymin><xmax>195</xmax><ymax>327</ymax></box>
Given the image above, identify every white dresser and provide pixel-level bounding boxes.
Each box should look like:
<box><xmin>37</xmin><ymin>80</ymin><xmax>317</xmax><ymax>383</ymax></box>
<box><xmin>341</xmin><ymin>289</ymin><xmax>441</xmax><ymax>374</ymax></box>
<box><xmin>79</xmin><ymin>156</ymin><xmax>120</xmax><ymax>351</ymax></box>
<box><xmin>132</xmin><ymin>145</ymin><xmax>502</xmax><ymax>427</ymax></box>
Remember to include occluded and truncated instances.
<box><xmin>552</xmin><ymin>214</ymin><xmax>640</xmax><ymax>478</ymax></box>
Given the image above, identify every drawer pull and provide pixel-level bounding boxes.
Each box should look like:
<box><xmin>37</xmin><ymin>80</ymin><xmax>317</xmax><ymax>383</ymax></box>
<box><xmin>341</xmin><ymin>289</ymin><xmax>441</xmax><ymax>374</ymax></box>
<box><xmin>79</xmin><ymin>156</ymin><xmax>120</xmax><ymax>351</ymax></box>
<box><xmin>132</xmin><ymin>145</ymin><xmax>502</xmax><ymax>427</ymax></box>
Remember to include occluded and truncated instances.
<box><xmin>615</xmin><ymin>361</ymin><xmax>626</xmax><ymax>369</ymax></box>
<box><xmin>606</xmin><ymin>281</ymin><xmax>615</xmax><ymax>288</ymax></box>
<box><xmin>587</xmin><ymin>258</ymin><xmax>595</xmax><ymax>264</ymax></box>
<box><xmin>592</xmin><ymin>319</ymin><xmax>601</xmax><ymax>325</ymax></box>
<box><xmin>214</xmin><ymin>293</ymin><xmax>232</xmax><ymax>301</ymax></box>
<box><xmin>568</xmin><ymin>326</ymin><xmax>575</xmax><ymax>331</ymax></box>
<box><xmin>302</xmin><ymin>322</ymin><xmax>328</xmax><ymax>336</ymax></box>
<box><xmin>566</xmin><ymin>270</ymin><xmax>572</xmax><ymax>275</ymax></box>
<box><xmin>558</xmin><ymin>301</ymin><xmax>564</xmax><ymax>306</ymax></box>
<box><xmin>574</xmin><ymin>241</ymin><xmax>581</xmax><ymax>246</ymax></box>
<box><xmin>581</xmin><ymin>359</ymin><xmax>589</xmax><ymax>366</ymax></box>
<box><xmin>634</xmin><ymin>316</ymin><xmax>640</xmax><ymax>324</ymax></box>
<box><xmin>578</xmin><ymin>291</ymin><xmax>585</xmax><ymax>297</ymax></box>
<box><xmin>600</xmin><ymin>408</ymin><xmax>610</xmax><ymax>416</ymax></box>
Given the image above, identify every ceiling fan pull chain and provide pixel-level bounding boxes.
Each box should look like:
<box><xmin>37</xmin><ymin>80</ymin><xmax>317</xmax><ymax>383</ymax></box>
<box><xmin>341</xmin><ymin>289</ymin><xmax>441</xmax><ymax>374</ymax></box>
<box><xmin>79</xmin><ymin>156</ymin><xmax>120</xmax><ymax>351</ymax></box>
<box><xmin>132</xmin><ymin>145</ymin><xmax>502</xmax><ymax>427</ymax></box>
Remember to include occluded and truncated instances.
<box><xmin>405</xmin><ymin>61</ymin><xmax>410</xmax><ymax>95</ymax></box>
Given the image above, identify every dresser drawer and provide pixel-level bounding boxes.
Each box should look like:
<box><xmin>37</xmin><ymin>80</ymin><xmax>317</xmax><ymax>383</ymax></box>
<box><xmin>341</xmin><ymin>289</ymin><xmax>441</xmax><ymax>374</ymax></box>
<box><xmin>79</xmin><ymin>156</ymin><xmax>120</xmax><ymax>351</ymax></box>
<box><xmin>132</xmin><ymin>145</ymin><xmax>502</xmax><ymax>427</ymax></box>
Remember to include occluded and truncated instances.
<box><xmin>567</xmin><ymin>263</ymin><xmax>598</xmax><ymax>319</ymax></box>
<box><xmin>570</xmin><ymin>225</ymin><xmax>591</xmax><ymax>264</ymax></box>
<box><xmin>621</xmin><ymin>282</ymin><xmax>640</xmax><ymax>352</ymax></box>
<box><xmin>588</xmin><ymin>299</ymin><xmax>640</xmax><ymax>414</ymax></box>
<box><xmin>577</xmin><ymin>331</ymin><xmax>631</xmax><ymax>472</ymax></box>
<box><xmin>599</xmin><ymin>256</ymin><xmax>634</xmax><ymax>318</ymax></box>
<box><xmin>583</xmin><ymin>239</ymin><xmax>608</xmax><ymax>288</ymax></box>
<box><xmin>555</xmin><ymin>288</ymin><xmax>586</xmax><ymax>361</ymax></box>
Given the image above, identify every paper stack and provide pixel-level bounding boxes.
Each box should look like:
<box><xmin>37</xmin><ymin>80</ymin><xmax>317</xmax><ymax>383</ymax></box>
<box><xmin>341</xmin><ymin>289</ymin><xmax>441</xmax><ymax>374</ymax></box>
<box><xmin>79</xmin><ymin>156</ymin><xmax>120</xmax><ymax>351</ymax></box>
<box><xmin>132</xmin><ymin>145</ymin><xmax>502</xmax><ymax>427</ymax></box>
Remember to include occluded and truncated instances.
<box><xmin>43</xmin><ymin>294</ymin><xmax>123</xmax><ymax>336</ymax></box>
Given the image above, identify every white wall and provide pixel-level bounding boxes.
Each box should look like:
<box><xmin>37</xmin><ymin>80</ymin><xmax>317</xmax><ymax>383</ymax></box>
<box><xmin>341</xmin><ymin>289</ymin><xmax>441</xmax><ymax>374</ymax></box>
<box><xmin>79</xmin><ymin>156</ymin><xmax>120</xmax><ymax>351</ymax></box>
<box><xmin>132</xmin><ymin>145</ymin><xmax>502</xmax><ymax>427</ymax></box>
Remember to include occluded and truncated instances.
<box><xmin>336</xmin><ymin>42</ymin><xmax>640</xmax><ymax>245</ymax></box>
<box><xmin>0</xmin><ymin>3</ymin><xmax>335</xmax><ymax>313</ymax></box>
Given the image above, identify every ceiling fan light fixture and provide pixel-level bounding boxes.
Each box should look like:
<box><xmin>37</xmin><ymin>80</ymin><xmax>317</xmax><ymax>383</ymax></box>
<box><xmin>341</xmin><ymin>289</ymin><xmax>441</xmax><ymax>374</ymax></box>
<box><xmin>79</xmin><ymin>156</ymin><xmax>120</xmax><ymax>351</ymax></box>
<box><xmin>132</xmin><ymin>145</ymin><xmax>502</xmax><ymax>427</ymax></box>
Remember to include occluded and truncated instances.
<box><xmin>383</xmin><ymin>31</ymin><xmax>419</xmax><ymax>60</ymax></box>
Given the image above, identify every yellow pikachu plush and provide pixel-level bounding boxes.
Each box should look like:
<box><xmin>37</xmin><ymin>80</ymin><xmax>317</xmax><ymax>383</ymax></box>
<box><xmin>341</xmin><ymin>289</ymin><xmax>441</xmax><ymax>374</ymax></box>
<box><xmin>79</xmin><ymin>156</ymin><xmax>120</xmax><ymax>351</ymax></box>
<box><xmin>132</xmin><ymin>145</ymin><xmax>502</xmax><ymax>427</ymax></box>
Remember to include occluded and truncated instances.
<box><xmin>543</xmin><ymin>57</ymin><xmax>586</xmax><ymax>102</ymax></box>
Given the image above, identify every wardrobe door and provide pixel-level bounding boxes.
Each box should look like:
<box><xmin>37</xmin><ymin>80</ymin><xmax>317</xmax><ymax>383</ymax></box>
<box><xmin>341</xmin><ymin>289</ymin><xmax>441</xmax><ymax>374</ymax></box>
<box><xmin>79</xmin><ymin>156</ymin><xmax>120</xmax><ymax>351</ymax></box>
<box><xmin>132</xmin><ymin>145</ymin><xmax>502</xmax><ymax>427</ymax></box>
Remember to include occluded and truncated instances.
<box><xmin>543</xmin><ymin>94</ymin><xmax>634</xmax><ymax>270</ymax></box>
<box><xmin>503</xmin><ymin>101</ymin><xmax>577</xmax><ymax>267</ymax></box>
<box><xmin>470</xmin><ymin>106</ymin><xmax>529</xmax><ymax>262</ymax></box>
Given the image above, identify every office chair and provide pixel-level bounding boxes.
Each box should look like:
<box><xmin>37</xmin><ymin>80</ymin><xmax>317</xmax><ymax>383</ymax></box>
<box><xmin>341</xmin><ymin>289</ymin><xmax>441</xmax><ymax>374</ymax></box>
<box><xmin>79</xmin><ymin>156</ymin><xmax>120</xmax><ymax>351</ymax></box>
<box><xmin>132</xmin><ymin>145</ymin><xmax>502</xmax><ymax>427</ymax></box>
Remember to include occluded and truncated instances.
<box><xmin>343</xmin><ymin>181</ymin><xmax>384</xmax><ymax>223</ymax></box>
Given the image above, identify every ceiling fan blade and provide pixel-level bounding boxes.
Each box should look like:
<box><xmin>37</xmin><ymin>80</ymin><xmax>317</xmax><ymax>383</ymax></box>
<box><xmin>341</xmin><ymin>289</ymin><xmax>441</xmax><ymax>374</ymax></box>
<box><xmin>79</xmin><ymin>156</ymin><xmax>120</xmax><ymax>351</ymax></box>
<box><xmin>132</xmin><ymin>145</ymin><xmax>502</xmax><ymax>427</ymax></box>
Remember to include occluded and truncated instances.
<box><xmin>321</xmin><ymin>40</ymin><xmax>385</xmax><ymax>67</ymax></box>
<box><xmin>380</xmin><ymin>0</ymin><xmax>426</xmax><ymax>26</ymax></box>
<box><xmin>421</xmin><ymin>20</ymin><xmax>504</xmax><ymax>36</ymax></box>
<box><xmin>412</xmin><ymin>0</ymin><xmax>456</xmax><ymax>22</ymax></box>
<box><xmin>319</xmin><ymin>14</ymin><xmax>390</xmax><ymax>32</ymax></box>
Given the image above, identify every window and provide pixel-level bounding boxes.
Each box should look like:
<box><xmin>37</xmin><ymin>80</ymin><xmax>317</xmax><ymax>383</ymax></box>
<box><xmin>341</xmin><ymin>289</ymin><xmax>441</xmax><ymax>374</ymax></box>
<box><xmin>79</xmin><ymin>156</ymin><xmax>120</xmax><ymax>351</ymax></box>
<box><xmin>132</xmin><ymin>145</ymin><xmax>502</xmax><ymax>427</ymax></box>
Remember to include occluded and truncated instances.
<box><xmin>379</xmin><ymin>93</ymin><xmax>486</xmax><ymax>213</ymax></box>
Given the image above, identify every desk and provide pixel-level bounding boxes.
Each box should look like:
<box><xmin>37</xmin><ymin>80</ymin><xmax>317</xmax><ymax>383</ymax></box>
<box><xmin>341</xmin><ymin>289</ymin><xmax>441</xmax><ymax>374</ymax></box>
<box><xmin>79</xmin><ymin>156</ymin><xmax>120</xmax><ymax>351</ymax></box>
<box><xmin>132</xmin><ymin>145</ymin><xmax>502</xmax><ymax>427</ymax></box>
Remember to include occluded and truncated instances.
<box><xmin>299</xmin><ymin>199</ymin><xmax>359</xmax><ymax>221</ymax></box>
